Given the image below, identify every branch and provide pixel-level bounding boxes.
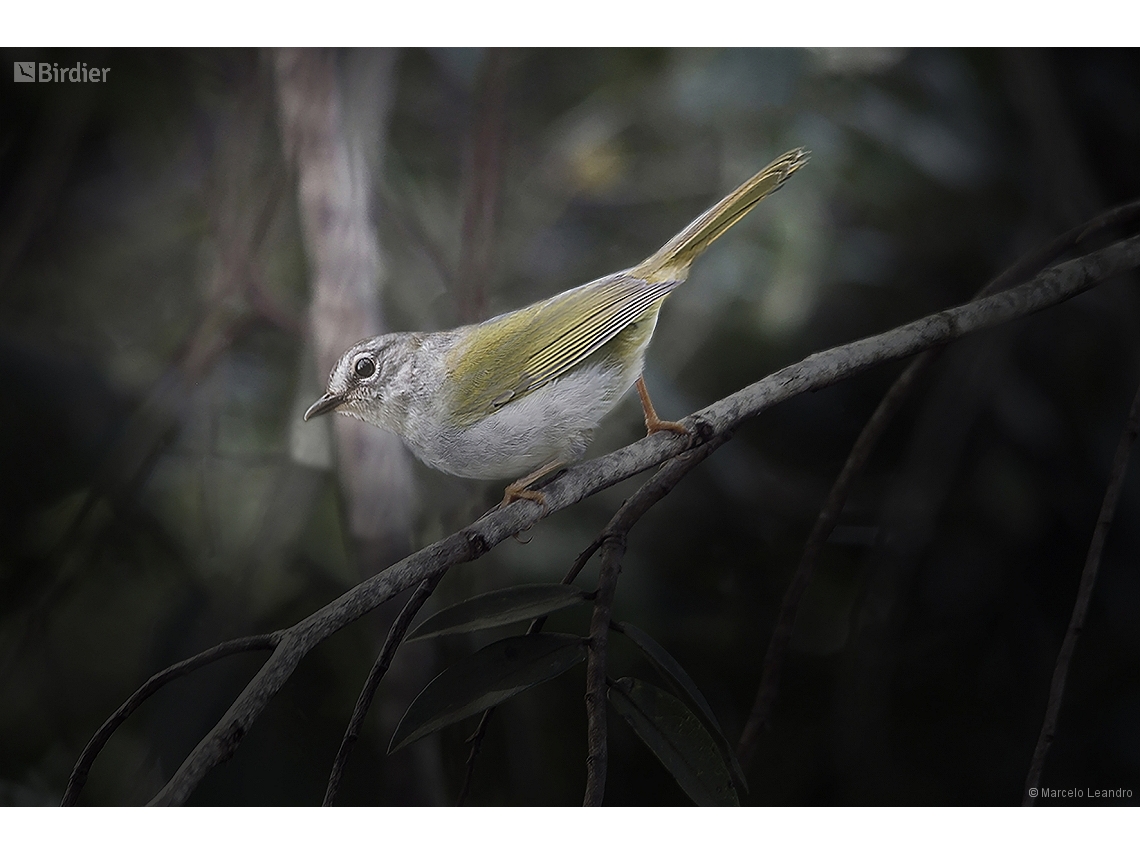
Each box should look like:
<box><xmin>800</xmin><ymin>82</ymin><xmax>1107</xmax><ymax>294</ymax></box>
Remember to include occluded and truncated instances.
<box><xmin>582</xmin><ymin>533</ymin><xmax>623</xmax><ymax>806</ymax></box>
<box><xmin>1023</xmin><ymin>375</ymin><xmax>1140</xmax><ymax>805</ymax></box>
<box><xmin>715</xmin><ymin>235</ymin><xmax>1137</xmax><ymax>429</ymax></box>
<box><xmin>456</xmin><ymin>533</ymin><xmax>604</xmax><ymax>805</ymax></box>
<box><xmin>583</xmin><ymin>439</ymin><xmax>728</xmax><ymax>806</ymax></box>
<box><xmin>736</xmin><ymin>200</ymin><xmax>1140</xmax><ymax>769</ymax></box>
<box><xmin>736</xmin><ymin>349</ymin><xmax>939</xmax><ymax>767</ymax></box>
<box><xmin>61</xmin><ymin>634</ymin><xmax>278</xmax><ymax>805</ymax></box>
<box><xmin>454</xmin><ymin>437</ymin><xmax>723</xmax><ymax>804</ymax></box>
<box><xmin>323</xmin><ymin>574</ymin><xmax>444</xmax><ymax>806</ymax></box>
<box><xmin>88</xmin><ymin>232</ymin><xmax>1134</xmax><ymax>806</ymax></box>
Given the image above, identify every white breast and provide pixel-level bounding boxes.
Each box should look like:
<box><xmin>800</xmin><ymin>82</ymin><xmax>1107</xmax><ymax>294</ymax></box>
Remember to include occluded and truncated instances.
<box><xmin>406</xmin><ymin>360</ymin><xmax>640</xmax><ymax>480</ymax></box>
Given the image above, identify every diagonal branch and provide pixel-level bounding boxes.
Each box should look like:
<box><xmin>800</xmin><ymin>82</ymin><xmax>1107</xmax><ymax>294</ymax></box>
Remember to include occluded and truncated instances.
<box><xmin>65</xmin><ymin>232</ymin><xmax>1137</xmax><ymax>806</ymax></box>
<box><xmin>735</xmin><ymin>200</ymin><xmax>1140</xmax><ymax>769</ymax></box>
<box><xmin>61</xmin><ymin>634</ymin><xmax>278</xmax><ymax>805</ymax></box>
<box><xmin>453</xmin><ymin>437</ymin><xmax>720</xmax><ymax>807</ymax></box>
<box><xmin>323</xmin><ymin>573</ymin><xmax>445</xmax><ymax>806</ymax></box>
<box><xmin>582</xmin><ymin>438</ymin><xmax>728</xmax><ymax>806</ymax></box>
<box><xmin>1023</xmin><ymin>375</ymin><xmax>1140</xmax><ymax>805</ymax></box>
<box><xmin>455</xmin><ymin>532</ymin><xmax>605</xmax><ymax>805</ymax></box>
<box><xmin>735</xmin><ymin>349</ymin><xmax>939</xmax><ymax>768</ymax></box>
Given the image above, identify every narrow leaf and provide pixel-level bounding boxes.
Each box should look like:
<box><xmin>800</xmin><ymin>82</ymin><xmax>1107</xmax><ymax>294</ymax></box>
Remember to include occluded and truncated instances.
<box><xmin>389</xmin><ymin>633</ymin><xmax>586</xmax><ymax>753</ymax></box>
<box><xmin>608</xmin><ymin>677</ymin><xmax>739</xmax><ymax>807</ymax></box>
<box><xmin>615</xmin><ymin>621</ymin><xmax>748</xmax><ymax>792</ymax></box>
<box><xmin>407</xmin><ymin>584</ymin><xmax>590</xmax><ymax>641</ymax></box>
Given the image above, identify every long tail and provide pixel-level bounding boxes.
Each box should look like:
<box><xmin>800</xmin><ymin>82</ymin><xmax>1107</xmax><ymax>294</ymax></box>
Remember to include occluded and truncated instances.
<box><xmin>632</xmin><ymin>147</ymin><xmax>809</xmax><ymax>282</ymax></box>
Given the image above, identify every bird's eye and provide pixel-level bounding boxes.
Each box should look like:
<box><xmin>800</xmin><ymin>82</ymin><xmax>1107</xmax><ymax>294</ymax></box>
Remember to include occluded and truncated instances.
<box><xmin>353</xmin><ymin>356</ymin><xmax>376</xmax><ymax>379</ymax></box>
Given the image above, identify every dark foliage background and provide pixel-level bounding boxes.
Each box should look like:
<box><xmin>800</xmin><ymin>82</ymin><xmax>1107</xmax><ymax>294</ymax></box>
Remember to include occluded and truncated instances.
<box><xmin>1</xmin><ymin>47</ymin><xmax>1138</xmax><ymax>806</ymax></box>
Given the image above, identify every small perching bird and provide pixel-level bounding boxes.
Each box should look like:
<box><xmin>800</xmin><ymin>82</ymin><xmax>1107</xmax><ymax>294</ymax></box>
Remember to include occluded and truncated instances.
<box><xmin>305</xmin><ymin>148</ymin><xmax>810</xmax><ymax>505</ymax></box>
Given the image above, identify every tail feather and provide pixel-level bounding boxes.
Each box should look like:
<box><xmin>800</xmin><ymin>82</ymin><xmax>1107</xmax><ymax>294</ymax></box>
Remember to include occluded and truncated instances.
<box><xmin>633</xmin><ymin>147</ymin><xmax>809</xmax><ymax>282</ymax></box>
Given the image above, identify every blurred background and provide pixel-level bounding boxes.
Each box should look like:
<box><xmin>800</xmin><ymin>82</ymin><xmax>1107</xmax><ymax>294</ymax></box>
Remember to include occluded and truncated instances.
<box><xmin>1</xmin><ymin>47</ymin><xmax>1138</xmax><ymax>806</ymax></box>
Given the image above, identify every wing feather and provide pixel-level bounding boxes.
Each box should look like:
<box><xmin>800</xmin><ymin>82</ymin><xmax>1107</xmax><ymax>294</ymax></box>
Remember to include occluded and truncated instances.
<box><xmin>520</xmin><ymin>275</ymin><xmax>676</xmax><ymax>391</ymax></box>
<box><xmin>445</xmin><ymin>272</ymin><xmax>679</xmax><ymax>425</ymax></box>
<box><xmin>442</xmin><ymin>147</ymin><xmax>809</xmax><ymax>426</ymax></box>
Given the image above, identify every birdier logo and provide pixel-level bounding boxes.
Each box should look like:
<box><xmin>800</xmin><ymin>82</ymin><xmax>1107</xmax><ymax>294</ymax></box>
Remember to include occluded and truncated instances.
<box><xmin>13</xmin><ymin>61</ymin><xmax>110</xmax><ymax>82</ymax></box>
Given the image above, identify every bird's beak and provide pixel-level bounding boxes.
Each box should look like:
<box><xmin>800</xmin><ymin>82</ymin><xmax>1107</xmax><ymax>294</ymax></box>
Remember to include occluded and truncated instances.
<box><xmin>304</xmin><ymin>391</ymin><xmax>345</xmax><ymax>421</ymax></box>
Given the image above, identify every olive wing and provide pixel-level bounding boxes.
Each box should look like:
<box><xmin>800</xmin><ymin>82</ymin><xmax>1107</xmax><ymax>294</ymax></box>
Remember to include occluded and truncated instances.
<box><xmin>444</xmin><ymin>271</ymin><xmax>680</xmax><ymax>427</ymax></box>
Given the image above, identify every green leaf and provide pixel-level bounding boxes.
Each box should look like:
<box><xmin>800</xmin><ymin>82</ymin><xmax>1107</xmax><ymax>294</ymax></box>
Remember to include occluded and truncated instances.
<box><xmin>615</xmin><ymin>621</ymin><xmax>748</xmax><ymax>793</ymax></box>
<box><xmin>608</xmin><ymin>677</ymin><xmax>739</xmax><ymax>807</ymax></box>
<box><xmin>389</xmin><ymin>633</ymin><xmax>587</xmax><ymax>753</ymax></box>
<box><xmin>407</xmin><ymin>584</ymin><xmax>590</xmax><ymax>641</ymax></box>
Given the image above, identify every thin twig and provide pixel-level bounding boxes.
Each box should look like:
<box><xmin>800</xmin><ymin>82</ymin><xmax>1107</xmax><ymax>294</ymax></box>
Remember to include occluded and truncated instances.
<box><xmin>454</xmin><ymin>708</ymin><xmax>495</xmax><ymax>806</ymax></box>
<box><xmin>735</xmin><ymin>204</ymin><xmax>1140</xmax><ymax>770</ymax></box>
<box><xmin>982</xmin><ymin>199</ymin><xmax>1140</xmax><ymax>296</ymax></box>
<box><xmin>736</xmin><ymin>350</ymin><xmax>939</xmax><ymax>767</ymax></box>
<box><xmin>323</xmin><ymin>573</ymin><xmax>444</xmax><ymax>806</ymax></box>
<box><xmin>1023</xmin><ymin>376</ymin><xmax>1140</xmax><ymax>805</ymax></box>
<box><xmin>456</xmin><ymin>536</ymin><xmax>603</xmax><ymax>805</ymax></box>
<box><xmin>582</xmin><ymin>532</ymin><xmax>625</xmax><ymax>806</ymax></box>
<box><xmin>61</xmin><ymin>633</ymin><xmax>278</xmax><ymax>806</ymax></box>
<box><xmin>461</xmin><ymin>441</ymin><xmax>726</xmax><ymax>805</ymax></box>
<box><xmin>87</xmin><ymin>233</ymin><xmax>1135</xmax><ymax>806</ymax></box>
<box><xmin>583</xmin><ymin>439</ymin><xmax>729</xmax><ymax>806</ymax></box>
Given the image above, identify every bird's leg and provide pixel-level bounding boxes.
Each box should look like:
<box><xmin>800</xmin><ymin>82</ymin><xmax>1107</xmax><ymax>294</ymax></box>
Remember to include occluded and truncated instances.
<box><xmin>500</xmin><ymin>458</ymin><xmax>568</xmax><ymax>508</ymax></box>
<box><xmin>636</xmin><ymin>376</ymin><xmax>689</xmax><ymax>436</ymax></box>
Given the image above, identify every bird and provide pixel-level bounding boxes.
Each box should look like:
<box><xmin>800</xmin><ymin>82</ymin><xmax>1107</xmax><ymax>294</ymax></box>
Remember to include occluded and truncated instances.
<box><xmin>304</xmin><ymin>147</ymin><xmax>809</xmax><ymax>506</ymax></box>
